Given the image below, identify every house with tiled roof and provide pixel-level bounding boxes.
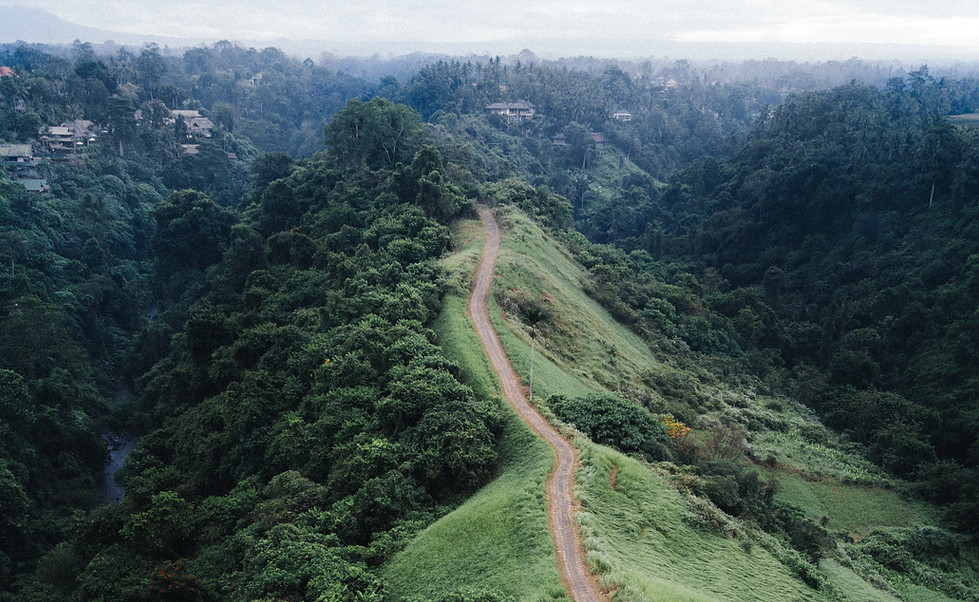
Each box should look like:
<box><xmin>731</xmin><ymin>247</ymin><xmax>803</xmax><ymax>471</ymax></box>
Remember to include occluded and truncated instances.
<box><xmin>0</xmin><ymin>144</ymin><xmax>35</xmax><ymax>170</ymax></box>
<box><xmin>40</xmin><ymin>126</ymin><xmax>75</xmax><ymax>153</ymax></box>
<box><xmin>0</xmin><ymin>143</ymin><xmax>47</xmax><ymax>192</ymax></box>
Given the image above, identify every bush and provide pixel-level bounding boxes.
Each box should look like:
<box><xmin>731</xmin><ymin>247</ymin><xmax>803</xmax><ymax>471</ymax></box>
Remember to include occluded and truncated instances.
<box><xmin>548</xmin><ymin>392</ymin><xmax>673</xmax><ymax>461</ymax></box>
<box><xmin>774</xmin><ymin>503</ymin><xmax>833</xmax><ymax>561</ymax></box>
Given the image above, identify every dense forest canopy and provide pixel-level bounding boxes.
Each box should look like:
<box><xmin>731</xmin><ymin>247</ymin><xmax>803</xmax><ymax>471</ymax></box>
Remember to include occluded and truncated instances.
<box><xmin>2</xmin><ymin>40</ymin><xmax>979</xmax><ymax>600</ymax></box>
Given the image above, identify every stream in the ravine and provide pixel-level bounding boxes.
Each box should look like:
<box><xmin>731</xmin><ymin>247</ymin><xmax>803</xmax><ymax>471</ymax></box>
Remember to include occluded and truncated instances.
<box><xmin>102</xmin><ymin>433</ymin><xmax>139</xmax><ymax>504</ymax></box>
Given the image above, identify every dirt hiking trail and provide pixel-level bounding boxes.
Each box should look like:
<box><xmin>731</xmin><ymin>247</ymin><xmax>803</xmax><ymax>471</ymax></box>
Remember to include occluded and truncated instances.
<box><xmin>467</xmin><ymin>208</ymin><xmax>605</xmax><ymax>602</ymax></box>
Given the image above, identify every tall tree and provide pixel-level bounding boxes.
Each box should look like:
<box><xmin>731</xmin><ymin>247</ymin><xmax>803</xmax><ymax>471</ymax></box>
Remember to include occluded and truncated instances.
<box><xmin>324</xmin><ymin>97</ymin><xmax>422</xmax><ymax>169</ymax></box>
<box><xmin>151</xmin><ymin>190</ymin><xmax>237</xmax><ymax>275</ymax></box>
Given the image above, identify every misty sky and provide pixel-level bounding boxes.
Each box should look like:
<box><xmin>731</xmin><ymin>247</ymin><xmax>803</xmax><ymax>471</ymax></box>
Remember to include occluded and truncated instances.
<box><xmin>5</xmin><ymin>0</ymin><xmax>979</xmax><ymax>51</ymax></box>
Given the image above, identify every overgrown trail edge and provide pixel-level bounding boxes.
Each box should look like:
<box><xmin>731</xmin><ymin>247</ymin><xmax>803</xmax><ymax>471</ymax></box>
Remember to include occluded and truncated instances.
<box><xmin>468</xmin><ymin>208</ymin><xmax>604</xmax><ymax>602</ymax></box>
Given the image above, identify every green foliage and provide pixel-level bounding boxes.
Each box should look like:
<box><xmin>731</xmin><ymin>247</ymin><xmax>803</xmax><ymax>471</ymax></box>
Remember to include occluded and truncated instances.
<box><xmin>151</xmin><ymin>189</ymin><xmax>237</xmax><ymax>276</ymax></box>
<box><xmin>19</xmin><ymin>98</ymin><xmax>503</xmax><ymax>599</ymax></box>
<box><xmin>772</xmin><ymin>503</ymin><xmax>833</xmax><ymax>562</ymax></box>
<box><xmin>0</xmin><ymin>294</ymin><xmax>88</xmax><ymax>380</ymax></box>
<box><xmin>121</xmin><ymin>491</ymin><xmax>195</xmax><ymax>555</ymax></box>
<box><xmin>481</xmin><ymin>177</ymin><xmax>573</xmax><ymax>230</ymax></box>
<box><xmin>851</xmin><ymin>527</ymin><xmax>979</xmax><ymax>600</ymax></box>
<box><xmin>250</xmin><ymin>151</ymin><xmax>295</xmax><ymax>189</ymax></box>
<box><xmin>0</xmin><ymin>369</ymin><xmax>29</xmax><ymax>421</ymax></box>
<box><xmin>403</xmin><ymin>145</ymin><xmax>474</xmax><ymax>221</ymax></box>
<box><xmin>549</xmin><ymin>392</ymin><xmax>673</xmax><ymax>461</ymax></box>
<box><xmin>241</xmin><ymin>524</ymin><xmax>385</xmax><ymax>601</ymax></box>
<box><xmin>73</xmin><ymin>544</ymin><xmax>154</xmax><ymax>601</ymax></box>
<box><xmin>325</xmin><ymin>97</ymin><xmax>423</xmax><ymax>169</ymax></box>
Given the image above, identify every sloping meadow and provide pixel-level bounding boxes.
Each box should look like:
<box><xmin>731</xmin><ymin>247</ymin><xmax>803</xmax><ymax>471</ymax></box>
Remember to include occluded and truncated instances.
<box><xmin>388</xmin><ymin>205</ymin><xmax>979</xmax><ymax>601</ymax></box>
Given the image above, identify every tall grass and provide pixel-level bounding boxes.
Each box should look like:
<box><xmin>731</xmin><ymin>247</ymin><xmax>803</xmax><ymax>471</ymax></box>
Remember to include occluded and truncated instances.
<box><xmin>773</xmin><ymin>471</ymin><xmax>918</xmax><ymax>536</ymax></box>
<box><xmin>575</xmin><ymin>443</ymin><xmax>831</xmax><ymax>601</ymax></box>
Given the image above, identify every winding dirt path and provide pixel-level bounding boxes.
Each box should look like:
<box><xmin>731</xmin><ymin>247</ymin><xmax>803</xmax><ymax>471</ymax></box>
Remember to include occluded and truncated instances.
<box><xmin>467</xmin><ymin>208</ymin><xmax>604</xmax><ymax>602</ymax></box>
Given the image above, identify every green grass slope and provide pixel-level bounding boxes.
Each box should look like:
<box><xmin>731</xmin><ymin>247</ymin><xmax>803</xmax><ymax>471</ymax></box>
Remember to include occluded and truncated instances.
<box><xmin>382</xmin><ymin>410</ymin><xmax>566</xmax><ymax>601</ymax></box>
<box><xmin>388</xmin><ymin>207</ymin><xmax>979</xmax><ymax>601</ymax></box>
<box><xmin>489</xmin><ymin>206</ymin><xmax>659</xmax><ymax>399</ymax></box>
<box><xmin>383</xmin><ymin>218</ymin><xmax>566</xmax><ymax>601</ymax></box>
<box><xmin>575</xmin><ymin>444</ymin><xmax>828</xmax><ymax>601</ymax></box>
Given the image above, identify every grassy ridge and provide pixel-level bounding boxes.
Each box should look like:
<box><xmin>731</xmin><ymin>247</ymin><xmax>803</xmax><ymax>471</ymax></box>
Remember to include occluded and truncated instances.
<box><xmin>489</xmin><ymin>206</ymin><xmax>658</xmax><ymax>399</ymax></box>
<box><xmin>389</xmin><ymin>208</ymin><xmax>978</xmax><ymax>601</ymax></box>
<box><xmin>383</xmin><ymin>218</ymin><xmax>566</xmax><ymax>601</ymax></box>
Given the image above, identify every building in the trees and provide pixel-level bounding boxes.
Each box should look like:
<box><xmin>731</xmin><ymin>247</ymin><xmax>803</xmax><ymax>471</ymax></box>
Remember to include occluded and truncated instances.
<box><xmin>64</xmin><ymin>120</ymin><xmax>99</xmax><ymax>143</ymax></box>
<box><xmin>39</xmin><ymin>121</ymin><xmax>99</xmax><ymax>155</ymax></box>
<box><xmin>40</xmin><ymin>126</ymin><xmax>74</xmax><ymax>153</ymax></box>
<box><xmin>613</xmin><ymin>110</ymin><xmax>632</xmax><ymax>122</ymax></box>
<box><xmin>485</xmin><ymin>100</ymin><xmax>536</xmax><ymax>122</ymax></box>
<box><xmin>171</xmin><ymin>110</ymin><xmax>215</xmax><ymax>138</ymax></box>
<box><xmin>0</xmin><ymin>143</ymin><xmax>35</xmax><ymax>171</ymax></box>
<box><xmin>0</xmin><ymin>143</ymin><xmax>47</xmax><ymax>192</ymax></box>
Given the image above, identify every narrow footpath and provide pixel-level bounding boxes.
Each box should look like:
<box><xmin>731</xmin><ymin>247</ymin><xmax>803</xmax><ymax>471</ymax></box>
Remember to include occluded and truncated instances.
<box><xmin>467</xmin><ymin>208</ymin><xmax>605</xmax><ymax>602</ymax></box>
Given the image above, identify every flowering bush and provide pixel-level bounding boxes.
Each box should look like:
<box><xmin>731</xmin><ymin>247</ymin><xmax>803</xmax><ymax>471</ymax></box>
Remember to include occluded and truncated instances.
<box><xmin>147</xmin><ymin>559</ymin><xmax>200</xmax><ymax>600</ymax></box>
<box><xmin>659</xmin><ymin>414</ymin><xmax>692</xmax><ymax>442</ymax></box>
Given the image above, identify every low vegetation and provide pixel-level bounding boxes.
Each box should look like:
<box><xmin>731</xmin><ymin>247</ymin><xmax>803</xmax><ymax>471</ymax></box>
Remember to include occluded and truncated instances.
<box><xmin>483</xmin><ymin>208</ymin><xmax>979</xmax><ymax>601</ymax></box>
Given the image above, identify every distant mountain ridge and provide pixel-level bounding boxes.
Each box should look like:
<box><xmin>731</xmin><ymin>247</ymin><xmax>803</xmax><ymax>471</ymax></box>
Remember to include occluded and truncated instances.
<box><xmin>1</xmin><ymin>4</ymin><xmax>975</xmax><ymax>62</ymax></box>
<box><xmin>0</xmin><ymin>5</ymin><xmax>208</xmax><ymax>48</ymax></box>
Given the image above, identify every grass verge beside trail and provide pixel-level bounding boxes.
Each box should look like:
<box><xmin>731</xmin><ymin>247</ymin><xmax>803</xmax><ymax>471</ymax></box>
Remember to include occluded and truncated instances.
<box><xmin>574</xmin><ymin>442</ymin><xmax>832</xmax><ymax>602</ymax></box>
<box><xmin>383</xmin><ymin>217</ymin><xmax>566</xmax><ymax>601</ymax></box>
<box><xmin>382</xmin><ymin>408</ymin><xmax>566</xmax><ymax>601</ymax></box>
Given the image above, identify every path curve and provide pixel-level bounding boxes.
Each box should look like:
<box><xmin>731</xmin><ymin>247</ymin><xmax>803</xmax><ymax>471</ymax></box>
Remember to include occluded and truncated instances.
<box><xmin>467</xmin><ymin>208</ymin><xmax>604</xmax><ymax>602</ymax></box>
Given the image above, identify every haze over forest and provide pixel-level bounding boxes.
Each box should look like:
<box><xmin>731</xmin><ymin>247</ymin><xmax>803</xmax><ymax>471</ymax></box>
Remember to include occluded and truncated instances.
<box><xmin>3</xmin><ymin>2</ymin><xmax>979</xmax><ymax>61</ymax></box>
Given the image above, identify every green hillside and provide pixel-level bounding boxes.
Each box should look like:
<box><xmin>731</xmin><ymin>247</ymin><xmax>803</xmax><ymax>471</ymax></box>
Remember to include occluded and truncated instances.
<box><xmin>4</xmin><ymin>41</ymin><xmax>979</xmax><ymax>601</ymax></box>
<box><xmin>388</xmin><ymin>207</ymin><xmax>979</xmax><ymax>601</ymax></box>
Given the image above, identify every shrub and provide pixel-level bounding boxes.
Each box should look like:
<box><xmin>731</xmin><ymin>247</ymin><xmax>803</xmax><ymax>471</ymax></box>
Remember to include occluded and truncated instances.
<box><xmin>548</xmin><ymin>392</ymin><xmax>673</xmax><ymax>461</ymax></box>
